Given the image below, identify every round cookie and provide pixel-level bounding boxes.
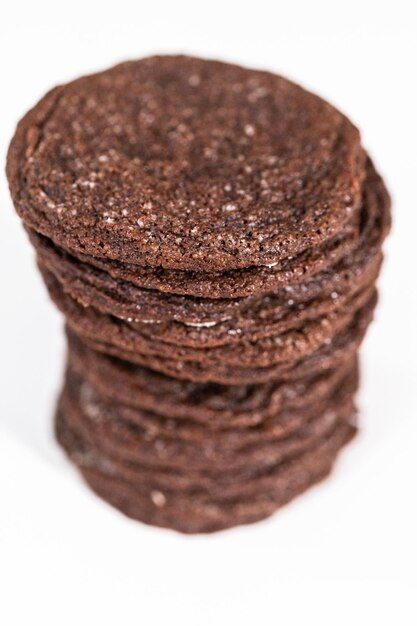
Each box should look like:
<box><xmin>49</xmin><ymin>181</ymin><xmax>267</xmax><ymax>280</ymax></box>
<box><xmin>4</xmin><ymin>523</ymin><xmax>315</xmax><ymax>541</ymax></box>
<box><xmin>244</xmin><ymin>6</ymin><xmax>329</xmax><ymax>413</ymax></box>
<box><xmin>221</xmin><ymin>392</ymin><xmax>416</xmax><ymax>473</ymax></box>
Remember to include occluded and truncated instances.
<box><xmin>68</xmin><ymin>333</ymin><xmax>357</xmax><ymax>429</ymax></box>
<box><xmin>65</xmin><ymin>289</ymin><xmax>376</xmax><ymax>385</ymax></box>
<box><xmin>56</xmin><ymin>405</ymin><xmax>356</xmax><ymax>533</ymax></box>
<box><xmin>7</xmin><ymin>55</ymin><xmax>365</xmax><ymax>273</ymax></box>
<box><xmin>37</xmin><ymin>249</ymin><xmax>381</xmax><ymax>349</ymax></box>
<box><xmin>41</xmin><ymin>264</ymin><xmax>375</xmax><ymax>378</ymax></box>
<box><xmin>58</xmin><ymin>394</ymin><xmax>356</xmax><ymax>487</ymax></box>
<box><xmin>59</xmin><ymin>362</ymin><xmax>358</xmax><ymax>473</ymax></box>
<box><xmin>29</xmin><ymin>156</ymin><xmax>390</xmax><ymax>322</ymax></box>
<box><xmin>30</xmin><ymin>220</ymin><xmax>359</xmax><ymax>299</ymax></box>
<box><xmin>39</xmin><ymin>250</ymin><xmax>378</xmax><ymax>355</ymax></box>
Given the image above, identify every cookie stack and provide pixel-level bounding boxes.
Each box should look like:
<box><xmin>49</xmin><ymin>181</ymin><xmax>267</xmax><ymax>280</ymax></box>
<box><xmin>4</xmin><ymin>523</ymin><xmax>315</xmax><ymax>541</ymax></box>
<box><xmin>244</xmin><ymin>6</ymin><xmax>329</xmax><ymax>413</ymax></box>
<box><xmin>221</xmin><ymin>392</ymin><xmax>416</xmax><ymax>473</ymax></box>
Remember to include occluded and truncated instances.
<box><xmin>7</xmin><ymin>56</ymin><xmax>390</xmax><ymax>533</ymax></box>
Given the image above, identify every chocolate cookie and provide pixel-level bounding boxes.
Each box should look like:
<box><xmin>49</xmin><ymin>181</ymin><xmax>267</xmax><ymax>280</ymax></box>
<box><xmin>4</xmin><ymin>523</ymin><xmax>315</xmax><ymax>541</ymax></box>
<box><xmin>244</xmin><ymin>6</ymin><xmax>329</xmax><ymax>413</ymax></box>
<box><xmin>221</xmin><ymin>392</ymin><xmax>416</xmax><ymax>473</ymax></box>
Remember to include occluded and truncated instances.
<box><xmin>58</xmin><ymin>362</ymin><xmax>358</xmax><ymax>473</ymax></box>
<box><xmin>68</xmin><ymin>332</ymin><xmax>358</xmax><ymax>429</ymax></box>
<box><xmin>63</xmin><ymin>293</ymin><xmax>375</xmax><ymax>385</ymax></box>
<box><xmin>40</xmin><ymin>259</ymin><xmax>372</xmax><ymax>361</ymax></box>
<box><xmin>56</xmin><ymin>405</ymin><xmax>356</xmax><ymax>532</ymax></box>
<box><xmin>28</xmin><ymin>155</ymin><xmax>389</xmax><ymax>309</ymax></box>
<box><xmin>47</xmin><ymin>270</ymin><xmax>376</xmax><ymax>384</ymax></box>
<box><xmin>7</xmin><ymin>56</ymin><xmax>365</xmax><ymax>273</ymax></box>
<box><xmin>31</xmin><ymin>163</ymin><xmax>388</xmax><ymax>352</ymax></box>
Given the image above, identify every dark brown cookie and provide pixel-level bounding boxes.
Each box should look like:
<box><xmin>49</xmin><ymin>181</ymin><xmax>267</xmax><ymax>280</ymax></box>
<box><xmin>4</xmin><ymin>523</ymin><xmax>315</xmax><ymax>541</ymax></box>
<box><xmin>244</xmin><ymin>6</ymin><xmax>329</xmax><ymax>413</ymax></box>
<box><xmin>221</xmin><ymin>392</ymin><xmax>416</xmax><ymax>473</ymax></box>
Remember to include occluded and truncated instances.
<box><xmin>43</xmin><ymin>262</ymin><xmax>375</xmax><ymax>384</ymax></box>
<box><xmin>68</xmin><ymin>332</ymin><xmax>358</xmax><ymax>429</ymax></box>
<box><xmin>29</xmin><ymin>155</ymin><xmax>390</xmax><ymax>320</ymax></box>
<box><xmin>58</xmin><ymin>402</ymin><xmax>356</xmax><ymax>498</ymax></box>
<box><xmin>38</xmin><ymin>249</ymin><xmax>380</xmax><ymax>350</ymax></box>
<box><xmin>56</xmin><ymin>405</ymin><xmax>356</xmax><ymax>533</ymax></box>
<box><xmin>40</xmin><ymin>257</ymin><xmax>373</xmax><ymax>363</ymax></box>
<box><xmin>58</xmin><ymin>361</ymin><xmax>358</xmax><ymax>473</ymax></box>
<box><xmin>7</xmin><ymin>55</ymin><xmax>365</xmax><ymax>273</ymax></box>
<box><xmin>64</xmin><ymin>288</ymin><xmax>375</xmax><ymax>385</ymax></box>
<box><xmin>31</xmin><ymin>223</ymin><xmax>358</xmax><ymax>299</ymax></box>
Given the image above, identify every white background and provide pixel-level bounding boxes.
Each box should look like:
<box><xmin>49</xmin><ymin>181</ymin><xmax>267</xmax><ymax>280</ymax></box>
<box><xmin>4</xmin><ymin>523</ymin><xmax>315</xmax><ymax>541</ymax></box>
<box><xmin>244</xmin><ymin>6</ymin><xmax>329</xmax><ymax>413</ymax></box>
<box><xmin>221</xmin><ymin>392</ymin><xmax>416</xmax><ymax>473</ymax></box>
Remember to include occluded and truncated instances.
<box><xmin>1</xmin><ymin>1</ymin><xmax>416</xmax><ymax>624</ymax></box>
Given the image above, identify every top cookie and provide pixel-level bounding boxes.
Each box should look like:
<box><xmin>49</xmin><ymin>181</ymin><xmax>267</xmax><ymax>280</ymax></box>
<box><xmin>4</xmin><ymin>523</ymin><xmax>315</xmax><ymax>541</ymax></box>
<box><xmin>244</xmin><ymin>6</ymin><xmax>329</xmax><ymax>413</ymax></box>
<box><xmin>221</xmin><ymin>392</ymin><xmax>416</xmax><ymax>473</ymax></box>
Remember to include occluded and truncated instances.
<box><xmin>7</xmin><ymin>55</ymin><xmax>365</xmax><ymax>272</ymax></box>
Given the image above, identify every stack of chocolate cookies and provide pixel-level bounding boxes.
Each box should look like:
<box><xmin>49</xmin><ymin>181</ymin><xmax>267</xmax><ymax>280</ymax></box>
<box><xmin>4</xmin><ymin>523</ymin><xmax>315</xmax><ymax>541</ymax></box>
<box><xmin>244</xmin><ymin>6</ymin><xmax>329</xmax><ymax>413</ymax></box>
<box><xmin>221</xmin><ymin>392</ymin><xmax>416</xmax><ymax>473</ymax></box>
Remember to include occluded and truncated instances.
<box><xmin>7</xmin><ymin>56</ymin><xmax>390</xmax><ymax>533</ymax></box>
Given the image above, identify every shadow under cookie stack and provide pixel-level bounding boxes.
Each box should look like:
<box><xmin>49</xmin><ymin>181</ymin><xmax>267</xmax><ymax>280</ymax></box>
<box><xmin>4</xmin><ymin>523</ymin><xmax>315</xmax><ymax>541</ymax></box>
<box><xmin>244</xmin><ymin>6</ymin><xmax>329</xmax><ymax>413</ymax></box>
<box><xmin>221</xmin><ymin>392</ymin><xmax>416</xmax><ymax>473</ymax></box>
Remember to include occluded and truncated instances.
<box><xmin>7</xmin><ymin>56</ymin><xmax>390</xmax><ymax>533</ymax></box>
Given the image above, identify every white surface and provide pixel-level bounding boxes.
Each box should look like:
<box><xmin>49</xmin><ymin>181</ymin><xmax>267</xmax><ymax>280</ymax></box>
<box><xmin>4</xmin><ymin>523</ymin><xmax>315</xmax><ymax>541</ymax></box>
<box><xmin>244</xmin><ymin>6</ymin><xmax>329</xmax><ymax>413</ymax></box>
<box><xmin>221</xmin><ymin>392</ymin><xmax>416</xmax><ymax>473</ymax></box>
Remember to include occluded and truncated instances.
<box><xmin>1</xmin><ymin>1</ymin><xmax>416</xmax><ymax>623</ymax></box>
